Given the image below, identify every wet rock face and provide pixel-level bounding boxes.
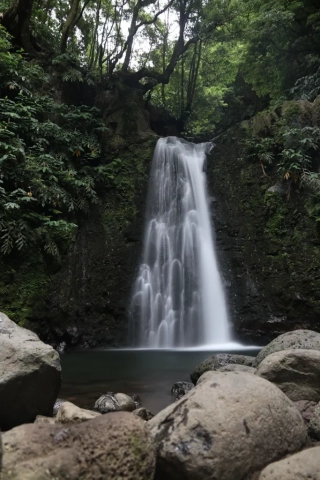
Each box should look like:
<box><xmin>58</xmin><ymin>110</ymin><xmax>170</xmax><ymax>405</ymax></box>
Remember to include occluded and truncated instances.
<box><xmin>148</xmin><ymin>371</ymin><xmax>307</xmax><ymax>480</ymax></box>
<box><xmin>208</xmin><ymin>129</ymin><xmax>320</xmax><ymax>344</ymax></box>
<box><xmin>0</xmin><ymin>312</ymin><xmax>61</xmax><ymax>431</ymax></box>
<box><xmin>255</xmin><ymin>348</ymin><xmax>320</xmax><ymax>402</ymax></box>
<box><xmin>2</xmin><ymin>412</ymin><xmax>155</xmax><ymax>480</ymax></box>
<box><xmin>44</xmin><ymin>137</ymin><xmax>157</xmax><ymax>349</ymax></box>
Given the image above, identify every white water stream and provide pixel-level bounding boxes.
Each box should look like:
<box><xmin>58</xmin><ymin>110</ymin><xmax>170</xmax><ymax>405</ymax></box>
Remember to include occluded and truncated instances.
<box><xmin>130</xmin><ymin>137</ymin><xmax>232</xmax><ymax>348</ymax></box>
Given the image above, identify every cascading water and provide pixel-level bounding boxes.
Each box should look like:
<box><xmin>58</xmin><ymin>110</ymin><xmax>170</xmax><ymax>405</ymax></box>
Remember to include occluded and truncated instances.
<box><xmin>129</xmin><ymin>136</ymin><xmax>231</xmax><ymax>348</ymax></box>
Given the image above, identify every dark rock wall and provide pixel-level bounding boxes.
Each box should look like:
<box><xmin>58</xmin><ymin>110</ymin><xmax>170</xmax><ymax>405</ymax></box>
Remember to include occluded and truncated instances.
<box><xmin>46</xmin><ymin>136</ymin><xmax>157</xmax><ymax>348</ymax></box>
<box><xmin>208</xmin><ymin>127</ymin><xmax>320</xmax><ymax>345</ymax></box>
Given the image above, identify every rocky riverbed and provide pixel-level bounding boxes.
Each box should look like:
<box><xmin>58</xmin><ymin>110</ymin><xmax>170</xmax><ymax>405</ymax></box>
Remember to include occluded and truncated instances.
<box><xmin>1</xmin><ymin>311</ymin><xmax>320</xmax><ymax>479</ymax></box>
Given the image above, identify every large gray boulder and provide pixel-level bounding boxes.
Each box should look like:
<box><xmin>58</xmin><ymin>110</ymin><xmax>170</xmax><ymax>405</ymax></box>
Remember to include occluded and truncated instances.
<box><xmin>190</xmin><ymin>354</ymin><xmax>254</xmax><ymax>384</ymax></box>
<box><xmin>255</xmin><ymin>349</ymin><xmax>320</xmax><ymax>402</ymax></box>
<box><xmin>147</xmin><ymin>371</ymin><xmax>307</xmax><ymax>480</ymax></box>
<box><xmin>0</xmin><ymin>312</ymin><xmax>61</xmax><ymax>430</ymax></box>
<box><xmin>2</xmin><ymin>412</ymin><xmax>155</xmax><ymax>480</ymax></box>
<box><xmin>259</xmin><ymin>447</ymin><xmax>320</xmax><ymax>480</ymax></box>
<box><xmin>256</xmin><ymin>329</ymin><xmax>320</xmax><ymax>365</ymax></box>
<box><xmin>308</xmin><ymin>402</ymin><xmax>320</xmax><ymax>439</ymax></box>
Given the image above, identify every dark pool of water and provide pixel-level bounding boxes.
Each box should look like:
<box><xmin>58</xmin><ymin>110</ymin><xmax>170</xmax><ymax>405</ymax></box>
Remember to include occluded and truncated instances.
<box><xmin>60</xmin><ymin>348</ymin><xmax>261</xmax><ymax>414</ymax></box>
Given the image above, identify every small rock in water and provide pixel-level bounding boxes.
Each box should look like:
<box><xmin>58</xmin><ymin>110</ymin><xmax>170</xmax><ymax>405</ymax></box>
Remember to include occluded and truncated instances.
<box><xmin>308</xmin><ymin>402</ymin><xmax>320</xmax><ymax>439</ymax></box>
<box><xmin>53</xmin><ymin>399</ymin><xmax>67</xmax><ymax>416</ymax></box>
<box><xmin>131</xmin><ymin>394</ymin><xmax>141</xmax><ymax>408</ymax></box>
<box><xmin>56</xmin><ymin>401</ymin><xmax>101</xmax><ymax>424</ymax></box>
<box><xmin>94</xmin><ymin>392</ymin><xmax>136</xmax><ymax>414</ymax></box>
<box><xmin>171</xmin><ymin>381</ymin><xmax>194</xmax><ymax>400</ymax></box>
<box><xmin>57</xmin><ymin>341</ymin><xmax>67</xmax><ymax>353</ymax></box>
<box><xmin>133</xmin><ymin>408</ymin><xmax>154</xmax><ymax>421</ymax></box>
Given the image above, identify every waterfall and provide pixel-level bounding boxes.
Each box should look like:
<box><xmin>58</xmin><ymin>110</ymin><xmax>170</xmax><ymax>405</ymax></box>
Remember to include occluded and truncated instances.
<box><xmin>130</xmin><ymin>136</ymin><xmax>231</xmax><ymax>348</ymax></box>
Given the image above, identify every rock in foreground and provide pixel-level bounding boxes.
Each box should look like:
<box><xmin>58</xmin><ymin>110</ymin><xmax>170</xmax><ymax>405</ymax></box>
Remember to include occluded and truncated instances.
<box><xmin>190</xmin><ymin>354</ymin><xmax>254</xmax><ymax>384</ymax></box>
<box><xmin>0</xmin><ymin>312</ymin><xmax>61</xmax><ymax>430</ymax></box>
<box><xmin>148</xmin><ymin>371</ymin><xmax>307</xmax><ymax>480</ymax></box>
<box><xmin>256</xmin><ymin>329</ymin><xmax>320</xmax><ymax>365</ymax></box>
<box><xmin>259</xmin><ymin>447</ymin><xmax>320</xmax><ymax>480</ymax></box>
<box><xmin>2</xmin><ymin>412</ymin><xmax>155</xmax><ymax>480</ymax></box>
<box><xmin>255</xmin><ymin>349</ymin><xmax>320</xmax><ymax>402</ymax></box>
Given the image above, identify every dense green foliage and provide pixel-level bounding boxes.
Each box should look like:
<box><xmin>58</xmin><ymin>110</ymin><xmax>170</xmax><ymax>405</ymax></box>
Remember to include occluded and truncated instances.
<box><xmin>0</xmin><ymin>0</ymin><xmax>320</xmax><ymax>257</ymax></box>
<box><xmin>0</xmin><ymin>26</ymin><xmax>115</xmax><ymax>257</ymax></box>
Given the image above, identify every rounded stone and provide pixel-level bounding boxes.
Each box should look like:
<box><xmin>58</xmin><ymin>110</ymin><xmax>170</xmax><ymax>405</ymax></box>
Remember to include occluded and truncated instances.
<box><xmin>190</xmin><ymin>354</ymin><xmax>255</xmax><ymax>384</ymax></box>
<box><xmin>259</xmin><ymin>447</ymin><xmax>320</xmax><ymax>480</ymax></box>
<box><xmin>2</xmin><ymin>412</ymin><xmax>155</xmax><ymax>480</ymax></box>
<box><xmin>255</xmin><ymin>349</ymin><xmax>320</xmax><ymax>402</ymax></box>
<box><xmin>0</xmin><ymin>312</ymin><xmax>61</xmax><ymax>430</ymax></box>
<box><xmin>256</xmin><ymin>329</ymin><xmax>320</xmax><ymax>365</ymax></box>
<box><xmin>147</xmin><ymin>371</ymin><xmax>307</xmax><ymax>480</ymax></box>
<box><xmin>217</xmin><ymin>364</ymin><xmax>256</xmax><ymax>374</ymax></box>
<box><xmin>94</xmin><ymin>392</ymin><xmax>136</xmax><ymax>413</ymax></box>
<box><xmin>133</xmin><ymin>408</ymin><xmax>154</xmax><ymax>421</ymax></box>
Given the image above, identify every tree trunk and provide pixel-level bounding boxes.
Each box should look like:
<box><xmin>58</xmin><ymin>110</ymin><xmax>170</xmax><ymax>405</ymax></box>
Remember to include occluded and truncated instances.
<box><xmin>60</xmin><ymin>0</ymin><xmax>81</xmax><ymax>54</ymax></box>
<box><xmin>2</xmin><ymin>0</ymin><xmax>37</xmax><ymax>55</ymax></box>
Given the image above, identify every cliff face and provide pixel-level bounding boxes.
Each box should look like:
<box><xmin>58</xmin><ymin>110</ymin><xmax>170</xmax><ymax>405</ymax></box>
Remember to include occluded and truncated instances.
<box><xmin>208</xmin><ymin>122</ymin><xmax>320</xmax><ymax>345</ymax></box>
<box><xmin>45</xmin><ymin>136</ymin><xmax>157</xmax><ymax>349</ymax></box>
<box><xmin>1</xmin><ymin>93</ymin><xmax>320</xmax><ymax>349</ymax></box>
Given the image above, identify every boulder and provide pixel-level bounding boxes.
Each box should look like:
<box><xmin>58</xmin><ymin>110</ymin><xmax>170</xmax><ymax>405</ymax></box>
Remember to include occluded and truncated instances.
<box><xmin>190</xmin><ymin>354</ymin><xmax>254</xmax><ymax>384</ymax></box>
<box><xmin>148</xmin><ymin>371</ymin><xmax>307</xmax><ymax>480</ymax></box>
<box><xmin>217</xmin><ymin>364</ymin><xmax>256</xmax><ymax>374</ymax></box>
<box><xmin>171</xmin><ymin>381</ymin><xmax>194</xmax><ymax>400</ymax></box>
<box><xmin>56</xmin><ymin>401</ymin><xmax>101</xmax><ymax>424</ymax></box>
<box><xmin>259</xmin><ymin>447</ymin><xmax>320</xmax><ymax>480</ymax></box>
<box><xmin>308</xmin><ymin>402</ymin><xmax>320</xmax><ymax>439</ymax></box>
<box><xmin>133</xmin><ymin>408</ymin><xmax>154</xmax><ymax>421</ymax></box>
<box><xmin>256</xmin><ymin>329</ymin><xmax>320</xmax><ymax>365</ymax></box>
<box><xmin>34</xmin><ymin>415</ymin><xmax>55</xmax><ymax>425</ymax></box>
<box><xmin>294</xmin><ymin>400</ymin><xmax>317</xmax><ymax>425</ymax></box>
<box><xmin>94</xmin><ymin>392</ymin><xmax>136</xmax><ymax>413</ymax></box>
<box><xmin>0</xmin><ymin>312</ymin><xmax>61</xmax><ymax>430</ymax></box>
<box><xmin>2</xmin><ymin>412</ymin><xmax>155</xmax><ymax>480</ymax></box>
<box><xmin>255</xmin><ymin>349</ymin><xmax>320</xmax><ymax>402</ymax></box>
<box><xmin>132</xmin><ymin>394</ymin><xmax>142</xmax><ymax>408</ymax></box>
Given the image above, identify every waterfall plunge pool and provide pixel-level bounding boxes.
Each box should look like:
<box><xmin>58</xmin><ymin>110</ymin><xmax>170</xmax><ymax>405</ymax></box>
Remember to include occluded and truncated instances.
<box><xmin>60</xmin><ymin>347</ymin><xmax>260</xmax><ymax>414</ymax></box>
